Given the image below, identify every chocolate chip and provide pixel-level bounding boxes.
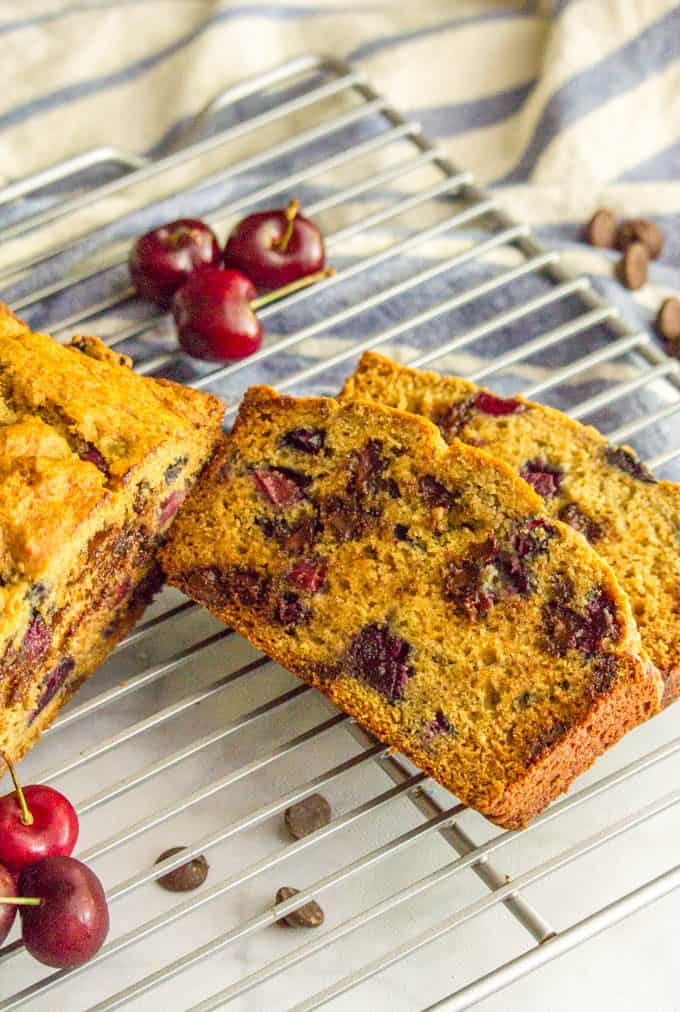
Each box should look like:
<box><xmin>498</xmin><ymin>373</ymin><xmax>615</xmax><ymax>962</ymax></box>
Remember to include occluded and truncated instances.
<box><xmin>30</xmin><ymin>657</ymin><xmax>75</xmax><ymax>722</ymax></box>
<box><xmin>394</xmin><ymin>524</ymin><xmax>410</xmax><ymax>541</ymax></box>
<box><xmin>604</xmin><ymin>445</ymin><xmax>656</xmax><ymax>483</ymax></box>
<box><xmin>345</xmin><ymin>623</ymin><xmax>413</xmax><ymax>701</ymax></box>
<box><xmin>617</xmin><ymin>241</ymin><xmax>648</xmax><ymax>290</ymax></box>
<box><xmin>616</xmin><ymin>219</ymin><xmax>663</xmax><ymax>259</ymax></box>
<box><xmin>164</xmin><ymin>455</ymin><xmax>188</xmax><ymax>484</ymax></box>
<box><xmin>585</xmin><ymin>208</ymin><xmax>617</xmax><ymax>248</ymax></box>
<box><xmin>284</xmin><ymin>794</ymin><xmax>332</xmax><ymax>840</ymax></box>
<box><xmin>155</xmin><ymin>847</ymin><xmax>209</xmax><ymax>892</ymax></box>
<box><xmin>558</xmin><ymin>502</ymin><xmax>603</xmax><ymax>543</ymax></box>
<box><xmin>280</xmin><ymin>428</ymin><xmax>326</xmax><ymax>455</ymax></box>
<box><xmin>275</xmin><ymin>887</ymin><xmax>324</xmax><ymax>928</ymax></box>
<box><xmin>419</xmin><ymin>475</ymin><xmax>458</xmax><ymax>509</ymax></box>
<box><xmin>657</xmin><ymin>297</ymin><xmax>680</xmax><ymax>354</ymax></box>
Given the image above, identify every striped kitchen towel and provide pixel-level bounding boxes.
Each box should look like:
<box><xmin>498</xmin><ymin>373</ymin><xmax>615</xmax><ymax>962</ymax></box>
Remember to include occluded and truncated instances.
<box><xmin>0</xmin><ymin>0</ymin><xmax>678</xmax><ymax>473</ymax></box>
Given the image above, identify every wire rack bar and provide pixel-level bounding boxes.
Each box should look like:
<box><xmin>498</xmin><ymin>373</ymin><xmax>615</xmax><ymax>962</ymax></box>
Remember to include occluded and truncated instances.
<box><xmin>0</xmin><ymin>147</ymin><xmax>149</xmax><ymax>206</ymax></box>
<box><xmin>0</xmin><ymin>59</ymin><xmax>361</xmax><ymax>246</ymax></box>
<box><xmin>285</xmin><ymin>788</ymin><xmax>680</xmax><ymax>1012</ymax></box>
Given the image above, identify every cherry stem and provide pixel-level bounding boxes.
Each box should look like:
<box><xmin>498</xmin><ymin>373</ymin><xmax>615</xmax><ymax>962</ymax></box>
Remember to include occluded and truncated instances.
<box><xmin>2</xmin><ymin>754</ymin><xmax>33</xmax><ymax>827</ymax></box>
<box><xmin>0</xmin><ymin>897</ymin><xmax>41</xmax><ymax>907</ymax></box>
<box><xmin>250</xmin><ymin>267</ymin><xmax>335</xmax><ymax>312</ymax></box>
<box><xmin>273</xmin><ymin>199</ymin><xmax>299</xmax><ymax>253</ymax></box>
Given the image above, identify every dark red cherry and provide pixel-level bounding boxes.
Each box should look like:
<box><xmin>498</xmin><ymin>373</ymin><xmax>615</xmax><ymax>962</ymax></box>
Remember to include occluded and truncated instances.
<box><xmin>19</xmin><ymin>856</ymin><xmax>109</xmax><ymax>968</ymax></box>
<box><xmin>223</xmin><ymin>199</ymin><xmax>325</xmax><ymax>290</ymax></box>
<box><xmin>173</xmin><ymin>268</ymin><xmax>262</xmax><ymax>362</ymax></box>
<box><xmin>129</xmin><ymin>218</ymin><xmax>221</xmax><ymax>308</ymax></box>
<box><xmin>0</xmin><ymin>863</ymin><xmax>17</xmax><ymax>945</ymax></box>
<box><xmin>0</xmin><ymin>778</ymin><xmax>79</xmax><ymax>874</ymax></box>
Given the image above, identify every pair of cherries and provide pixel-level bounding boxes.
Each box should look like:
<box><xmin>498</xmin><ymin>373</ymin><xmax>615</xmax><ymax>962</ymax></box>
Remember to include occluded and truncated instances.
<box><xmin>129</xmin><ymin>200</ymin><xmax>330</xmax><ymax>362</ymax></box>
<box><xmin>0</xmin><ymin>759</ymin><xmax>109</xmax><ymax>969</ymax></box>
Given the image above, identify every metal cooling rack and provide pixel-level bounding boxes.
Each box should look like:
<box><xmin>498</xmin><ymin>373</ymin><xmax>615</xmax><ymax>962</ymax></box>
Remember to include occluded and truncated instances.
<box><xmin>1</xmin><ymin>53</ymin><xmax>680</xmax><ymax>1012</ymax></box>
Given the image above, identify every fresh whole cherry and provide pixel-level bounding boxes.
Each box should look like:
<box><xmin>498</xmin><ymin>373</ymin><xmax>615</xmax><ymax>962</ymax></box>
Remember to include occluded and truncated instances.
<box><xmin>173</xmin><ymin>268</ymin><xmax>261</xmax><ymax>362</ymax></box>
<box><xmin>0</xmin><ymin>863</ymin><xmax>17</xmax><ymax>945</ymax></box>
<box><xmin>129</xmin><ymin>218</ymin><xmax>221</xmax><ymax>308</ymax></box>
<box><xmin>0</xmin><ymin>760</ymin><xmax>79</xmax><ymax>874</ymax></box>
<box><xmin>223</xmin><ymin>199</ymin><xmax>325</xmax><ymax>290</ymax></box>
<box><xmin>173</xmin><ymin>265</ymin><xmax>333</xmax><ymax>363</ymax></box>
<box><xmin>18</xmin><ymin>856</ymin><xmax>109</xmax><ymax>968</ymax></box>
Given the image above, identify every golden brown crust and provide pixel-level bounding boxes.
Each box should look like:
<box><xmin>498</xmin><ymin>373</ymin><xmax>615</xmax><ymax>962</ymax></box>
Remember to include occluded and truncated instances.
<box><xmin>0</xmin><ymin>304</ymin><xmax>225</xmax><ymax>762</ymax></box>
<box><xmin>163</xmin><ymin>385</ymin><xmax>661</xmax><ymax>828</ymax></box>
<box><xmin>341</xmin><ymin>352</ymin><xmax>680</xmax><ymax>704</ymax></box>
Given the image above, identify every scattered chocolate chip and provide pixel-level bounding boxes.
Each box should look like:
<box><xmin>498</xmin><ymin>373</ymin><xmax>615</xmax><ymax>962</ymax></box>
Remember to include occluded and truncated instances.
<box><xmin>617</xmin><ymin>241</ymin><xmax>648</xmax><ymax>290</ymax></box>
<box><xmin>323</xmin><ymin>494</ymin><xmax>378</xmax><ymax>542</ymax></box>
<box><xmin>284</xmin><ymin>794</ymin><xmax>332</xmax><ymax>840</ymax></box>
<box><xmin>345</xmin><ymin>623</ymin><xmax>413</xmax><ymax>702</ymax></box>
<box><xmin>30</xmin><ymin>657</ymin><xmax>75</xmax><ymax>722</ymax></box>
<box><xmin>443</xmin><ymin>537</ymin><xmax>498</xmax><ymax>620</ymax></box>
<box><xmin>520</xmin><ymin>460</ymin><xmax>563</xmax><ymax>500</ymax></box>
<box><xmin>431</xmin><ymin>398</ymin><xmax>473</xmax><ymax>441</ymax></box>
<box><xmin>394</xmin><ymin>524</ymin><xmax>410</xmax><ymax>541</ymax></box>
<box><xmin>422</xmin><ymin>709</ymin><xmax>453</xmax><ymax>742</ymax></box>
<box><xmin>275</xmin><ymin>592</ymin><xmax>310</xmax><ymax>628</ymax></box>
<box><xmin>591</xmin><ymin>654</ymin><xmax>618</xmax><ymax>696</ymax></box>
<box><xmin>80</xmin><ymin>443</ymin><xmax>109</xmax><ymax>474</ymax></box>
<box><xmin>558</xmin><ymin>502</ymin><xmax>603</xmax><ymax>542</ymax></box>
<box><xmin>281</xmin><ymin>427</ymin><xmax>326</xmax><ymax>454</ymax></box>
<box><xmin>275</xmin><ymin>887</ymin><xmax>324</xmax><ymax>928</ymax></box>
<box><xmin>656</xmin><ymin>297</ymin><xmax>680</xmax><ymax>354</ymax></box>
<box><xmin>542</xmin><ymin>582</ymin><xmax>620</xmax><ymax>657</ymax></box>
<box><xmin>473</xmin><ymin>391</ymin><xmax>524</xmax><ymax>416</ymax></box>
<box><xmin>418</xmin><ymin>475</ymin><xmax>458</xmax><ymax>509</ymax></box>
<box><xmin>27</xmin><ymin>582</ymin><xmax>47</xmax><ymax>605</ymax></box>
<box><xmin>512</xmin><ymin>518</ymin><xmax>556</xmax><ymax>559</ymax></box>
<box><xmin>164</xmin><ymin>455</ymin><xmax>188</xmax><ymax>484</ymax></box>
<box><xmin>616</xmin><ymin>218</ymin><xmax>663</xmax><ymax>259</ymax></box>
<box><xmin>155</xmin><ymin>847</ymin><xmax>209</xmax><ymax>892</ymax></box>
<box><xmin>515</xmin><ymin>691</ymin><xmax>538</xmax><ymax>710</ymax></box>
<box><xmin>256</xmin><ymin>513</ymin><xmax>321</xmax><ymax>555</ymax></box>
<box><xmin>585</xmin><ymin>208</ymin><xmax>618</xmax><ymax>248</ymax></box>
<box><xmin>604</xmin><ymin>445</ymin><xmax>656</xmax><ymax>483</ymax></box>
<box><xmin>346</xmin><ymin>439</ymin><xmax>386</xmax><ymax>497</ymax></box>
<box><xmin>526</xmin><ymin>721</ymin><xmax>569</xmax><ymax>764</ymax></box>
<box><xmin>181</xmin><ymin>565</ymin><xmax>270</xmax><ymax>610</ymax></box>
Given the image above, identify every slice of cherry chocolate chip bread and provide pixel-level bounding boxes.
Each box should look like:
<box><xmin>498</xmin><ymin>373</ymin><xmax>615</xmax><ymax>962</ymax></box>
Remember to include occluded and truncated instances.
<box><xmin>161</xmin><ymin>386</ymin><xmax>661</xmax><ymax>829</ymax></box>
<box><xmin>0</xmin><ymin>304</ymin><xmax>224</xmax><ymax>763</ymax></box>
<box><xmin>340</xmin><ymin>352</ymin><xmax>680</xmax><ymax>706</ymax></box>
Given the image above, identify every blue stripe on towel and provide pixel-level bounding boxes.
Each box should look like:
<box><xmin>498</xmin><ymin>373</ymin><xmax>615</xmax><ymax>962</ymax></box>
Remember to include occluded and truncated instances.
<box><xmin>413</xmin><ymin>81</ymin><xmax>535</xmax><ymax>137</ymax></box>
<box><xmin>498</xmin><ymin>6</ymin><xmax>680</xmax><ymax>183</ymax></box>
<box><xmin>617</xmin><ymin>139</ymin><xmax>680</xmax><ymax>181</ymax></box>
<box><xmin>0</xmin><ymin>4</ymin><xmax>364</xmax><ymax>130</ymax></box>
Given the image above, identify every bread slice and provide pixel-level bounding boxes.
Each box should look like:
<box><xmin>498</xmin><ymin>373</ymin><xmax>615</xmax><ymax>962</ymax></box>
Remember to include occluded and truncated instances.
<box><xmin>161</xmin><ymin>385</ymin><xmax>661</xmax><ymax>828</ymax></box>
<box><xmin>340</xmin><ymin>352</ymin><xmax>680</xmax><ymax>705</ymax></box>
<box><xmin>0</xmin><ymin>305</ymin><xmax>224</xmax><ymax>762</ymax></box>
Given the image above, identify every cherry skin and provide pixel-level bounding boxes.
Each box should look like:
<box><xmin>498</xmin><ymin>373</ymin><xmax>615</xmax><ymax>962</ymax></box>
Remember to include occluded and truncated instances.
<box><xmin>129</xmin><ymin>218</ymin><xmax>221</xmax><ymax>308</ymax></box>
<box><xmin>0</xmin><ymin>784</ymin><xmax>79</xmax><ymax>874</ymax></box>
<box><xmin>173</xmin><ymin>267</ymin><xmax>262</xmax><ymax>362</ymax></box>
<box><xmin>0</xmin><ymin>863</ymin><xmax>17</xmax><ymax>945</ymax></box>
<box><xmin>19</xmin><ymin>856</ymin><xmax>109</xmax><ymax>968</ymax></box>
<box><xmin>223</xmin><ymin>200</ymin><xmax>324</xmax><ymax>291</ymax></box>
